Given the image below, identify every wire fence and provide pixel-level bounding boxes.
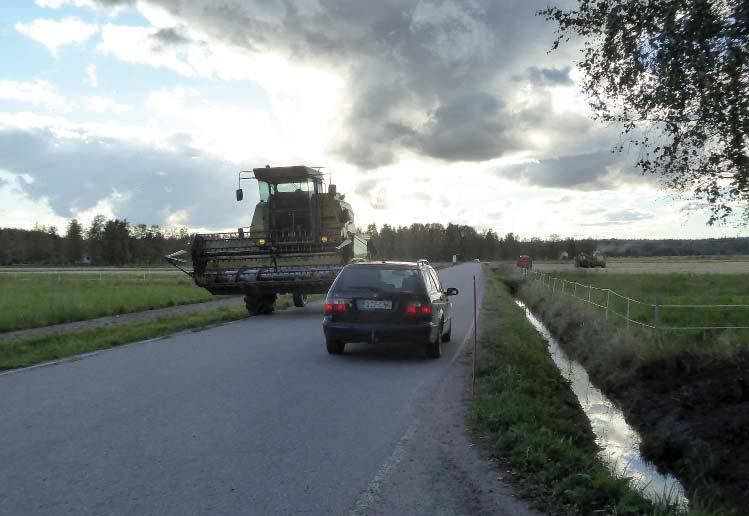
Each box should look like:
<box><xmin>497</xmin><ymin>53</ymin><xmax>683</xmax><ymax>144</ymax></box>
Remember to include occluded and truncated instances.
<box><xmin>521</xmin><ymin>268</ymin><xmax>749</xmax><ymax>331</ymax></box>
<box><xmin>0</xmin><ymin>269</ymin><xmax>185</xmax><ymax>284</ymax></box>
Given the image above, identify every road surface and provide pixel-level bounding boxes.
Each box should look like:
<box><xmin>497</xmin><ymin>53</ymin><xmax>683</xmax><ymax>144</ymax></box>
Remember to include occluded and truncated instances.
<box><xmin>0</xmin><ymin>263</ymin><xmax>537</xmax><ymax>516</ymax></box>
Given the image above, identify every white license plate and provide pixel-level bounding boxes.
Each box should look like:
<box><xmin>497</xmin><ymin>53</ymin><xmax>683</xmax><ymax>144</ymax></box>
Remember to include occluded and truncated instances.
<box><xmin>358</xmin><ymin>299</ymin><xmax>392</xmax><ymax>310</ymax></box>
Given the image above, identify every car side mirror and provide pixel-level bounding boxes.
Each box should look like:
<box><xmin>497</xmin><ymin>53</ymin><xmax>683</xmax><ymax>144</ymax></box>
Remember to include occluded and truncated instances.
<box><xmin>236</xmin><ymin>188</ymin><xmax>243</xmax><ymax>201</ymax></box>
<box><xmin>445</xmin><ymin>287</ymin><xmax>459</xmax><ymax>296</ymax></box>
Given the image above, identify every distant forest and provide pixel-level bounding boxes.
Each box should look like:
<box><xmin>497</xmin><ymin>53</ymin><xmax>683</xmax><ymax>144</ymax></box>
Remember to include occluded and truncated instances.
<box><xmin>1</xmin><ymin>218</ymin><xmax>748</xmax><ymax>266</ymax></box>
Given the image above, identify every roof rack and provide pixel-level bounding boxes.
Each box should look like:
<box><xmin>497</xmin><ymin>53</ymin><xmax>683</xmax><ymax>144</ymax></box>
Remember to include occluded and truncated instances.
<box><xmin>416</xmin><ymin>259</ymin><xmax>430</xmax><ymax>266</ymax></box>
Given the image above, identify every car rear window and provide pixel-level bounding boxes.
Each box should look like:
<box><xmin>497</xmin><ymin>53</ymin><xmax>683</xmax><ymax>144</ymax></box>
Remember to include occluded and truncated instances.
<box><xmin>335</xmin><ymin>267</ymin><xmax>422</xmax><ymax>292</ymax></box>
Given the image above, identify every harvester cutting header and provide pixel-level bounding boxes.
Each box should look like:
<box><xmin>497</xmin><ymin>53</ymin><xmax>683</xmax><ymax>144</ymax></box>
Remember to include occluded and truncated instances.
<box><xmin>167</xmin><ymin>165</ymin><xmax>370</xmax><ymax>315</ymax></box>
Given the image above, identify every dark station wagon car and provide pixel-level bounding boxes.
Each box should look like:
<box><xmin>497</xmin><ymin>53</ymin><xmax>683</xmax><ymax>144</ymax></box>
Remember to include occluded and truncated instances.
<box><xmin>322</xmin><ymin>260</ymin><xmax>459</xmax><ymax>358</ymax></box>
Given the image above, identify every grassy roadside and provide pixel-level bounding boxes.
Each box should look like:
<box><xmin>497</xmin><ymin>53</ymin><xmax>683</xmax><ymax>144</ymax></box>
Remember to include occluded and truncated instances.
<box><xmin>472</xmin><ymin>268</ymin><xmax>675</xmax><ymax>515</ymax></box>
<box><xmin>0</xmin><ymin>274</ymin><xmax>216</xmax><ymax>332</ymax></box>
<box><xmin>0</xmin><ymin>296</ymin><xmax>299</xmax><ymax>370</ymax></box>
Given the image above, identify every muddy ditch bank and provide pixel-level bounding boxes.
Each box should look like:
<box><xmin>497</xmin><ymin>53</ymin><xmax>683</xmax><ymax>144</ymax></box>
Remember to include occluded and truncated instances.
<box><xmin>502</xmin><ymin>273</ymin><xmax>749</xmax><ymax>512</ymax></box>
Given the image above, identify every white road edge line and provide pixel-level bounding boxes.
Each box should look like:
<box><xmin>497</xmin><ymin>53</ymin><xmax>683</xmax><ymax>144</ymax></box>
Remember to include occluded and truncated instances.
<box><xmin>349</xmin><ymin>265</ymin><xmax>484</xmax><ymax>515</ymax></box>
<box><xmin>349</xmin><ymin>426</ymin><xmax>417</xmax><ymax>516</ymax></box>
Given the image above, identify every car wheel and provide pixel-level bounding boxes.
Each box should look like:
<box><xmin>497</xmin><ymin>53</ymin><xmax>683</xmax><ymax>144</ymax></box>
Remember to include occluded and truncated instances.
<box><xmin>326</xmin><ymin>339</ymin><xmax>345</xmax><ymax>355</ymax></box>
<box><xmin>427</xmin><ymin>324</ymin><xmax>442</xmax><ymax>359</ymax></box>
<box><xmin>442</xmin><ymin>321</ymin><xmax>451</xmax><ymax>342</ymax></box>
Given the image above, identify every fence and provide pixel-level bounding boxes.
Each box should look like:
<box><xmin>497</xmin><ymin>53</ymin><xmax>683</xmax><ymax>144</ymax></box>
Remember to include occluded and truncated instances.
<box><xmin>521</xmin><ymin>268</ymin><xmax>749</xmax><ymax>331</ymax></box>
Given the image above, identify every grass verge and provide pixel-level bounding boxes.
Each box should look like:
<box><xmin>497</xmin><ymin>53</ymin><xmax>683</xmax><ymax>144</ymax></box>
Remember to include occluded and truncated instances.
<box><xmin>0</xmin><ymin>274</ymin><xmax>216</xmax><ymax>332</ymax></box>
<box><xmin>0</xmin><ymin>296</ymin><xmax>295</xmax><ymax>370</ymax></box>
<box><xmin>513</xmin><ymin>271</ymin><xmax>744</xmax><ymax>514</ymax></box>
<box><xmin>472</xmin><ymin>268</ymin><xmax>675</xmax><ymax>515</ymax></box>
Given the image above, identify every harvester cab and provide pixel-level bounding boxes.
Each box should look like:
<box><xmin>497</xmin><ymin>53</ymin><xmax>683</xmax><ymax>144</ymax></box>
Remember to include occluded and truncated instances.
<box><xmin>167</xmin><ymin>165</ymin><xmax>369</xmax><ymax>316</ymax></box>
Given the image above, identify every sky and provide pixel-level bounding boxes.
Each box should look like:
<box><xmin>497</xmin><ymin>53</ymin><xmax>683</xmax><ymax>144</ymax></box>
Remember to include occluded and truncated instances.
<box><xmin>0</xmin><ymin>0</ymin><xmax>745</xmax><ymax>240</ymax></box>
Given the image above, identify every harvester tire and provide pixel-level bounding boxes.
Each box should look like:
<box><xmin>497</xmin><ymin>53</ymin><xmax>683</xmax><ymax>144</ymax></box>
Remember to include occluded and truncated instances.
<box><xmin>258</xmin><ymin>294</ymin><xmax>277</xmax><ymax>315</ymax></box>
<box><xmin>293</xmin><ymin>293</ymin><xmax>307</xmax><ymax>308</ymax></box>
<box><xmin>244</xmin><ymin>295</ymin><xmax>262</xmax><ymax>316</ymax></box>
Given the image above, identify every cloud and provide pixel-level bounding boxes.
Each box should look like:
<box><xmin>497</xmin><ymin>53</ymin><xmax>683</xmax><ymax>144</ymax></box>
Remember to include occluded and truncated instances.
<box><xmin>522</xmin><ymin>66</ymin><xmax>574</xmax><ymax>86</ymax></box>
<box><xmin>15</xmin><ymin>18</ymin><xmax>99</xmax><ymax>57</ymax></box>
<box><xmin>75</xmin><ymin>0</ymin><xmax>585</xmax><ymax>169</ymax></box>
<box><xmin>82</xmin><ymin>96</ymin><xmax>134</xmax><ymax>113</ymax></box>
<box><xmin>0</xmin><ymin>80</ymin><xmax>72</xmax><ymax>112</ymax></box>
<box><xmin>494</xmin><ymin>151</ymin><xmax>650</xmax><ymax>190</ymax></box>
<box><xmin>0</xmin><ymin>127</ymin><xmax>244</xmax><ymax>229</ymax></box>
<box><xmin>151</xmin><ymin>27</ymin><xmax>191</xmax><ymax>47</ymax></box>
<box><xmin>86</xmin><ymin>64</ymin><xmax>98</xmax><ymax>86</ymax></box>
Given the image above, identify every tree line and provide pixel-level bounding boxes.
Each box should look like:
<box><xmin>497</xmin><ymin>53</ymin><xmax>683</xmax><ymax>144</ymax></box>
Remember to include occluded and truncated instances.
<box><xmin>0</xmin><ymin>216</ymin><xmax>190</xmax><ymax>266</ymax></box>
<box><xmin>1</xmin><ymin>218</ymin><xmax>747</xmax><ymax>266</ymax></box>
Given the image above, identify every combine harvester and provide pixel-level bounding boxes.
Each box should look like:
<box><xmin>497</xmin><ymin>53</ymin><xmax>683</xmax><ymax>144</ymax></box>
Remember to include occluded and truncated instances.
<box><xmin>166</xmin><ymin>165</ymin><xmax>369</xmax><ymax>315</ymax></box>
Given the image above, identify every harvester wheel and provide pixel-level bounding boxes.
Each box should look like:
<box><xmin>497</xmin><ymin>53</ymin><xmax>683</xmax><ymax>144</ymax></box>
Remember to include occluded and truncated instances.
<box><xmin>244</xmin><ymin>295</ymin><xmax>262</xmax><ymax>316</ymax></box>
<box><xmin>258</xmin><ymin>294</ymin><xmax>277</xmax><ymax>315</ymax></box>
<box><xmin>293</xmin><ymin>293</ymin><xmax>307</xmax><ymax>308</ymax></box>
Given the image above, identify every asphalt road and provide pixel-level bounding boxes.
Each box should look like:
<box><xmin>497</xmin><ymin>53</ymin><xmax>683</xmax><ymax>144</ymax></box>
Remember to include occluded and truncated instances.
<box><xmin>0</xmin><ymin>262</ymin><xmax>536</xmax><ymax>516</ymax></box>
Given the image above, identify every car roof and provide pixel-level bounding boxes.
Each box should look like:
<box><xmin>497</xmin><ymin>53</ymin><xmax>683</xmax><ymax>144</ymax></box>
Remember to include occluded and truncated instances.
<box><xmin>346</xmin><ymin>261</ymin><xmax>422</xmax><ymax>269</ymax></box>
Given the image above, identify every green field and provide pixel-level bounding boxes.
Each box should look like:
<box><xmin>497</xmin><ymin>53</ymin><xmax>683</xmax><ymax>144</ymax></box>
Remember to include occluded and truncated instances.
<box><xmin>531</xmin><ymin>271</ymin><xmax>749</xmax><ymax>353</ymax></box>
<box><xmin>0</xmin><ymin>273</ymin><xmax>216</xmax><ymax>332</ymax></box>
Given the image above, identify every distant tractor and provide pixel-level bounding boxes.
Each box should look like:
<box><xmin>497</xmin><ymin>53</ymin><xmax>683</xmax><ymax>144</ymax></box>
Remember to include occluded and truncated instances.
<box><xmin>516</xmin><ymin>255</ymin><xmax>533</xmax><ymax>269</ymax></box>
<box><xmin>575</xmin><ymin>251</ymin><xmax>607</xmax><ymax>268</ymax></box>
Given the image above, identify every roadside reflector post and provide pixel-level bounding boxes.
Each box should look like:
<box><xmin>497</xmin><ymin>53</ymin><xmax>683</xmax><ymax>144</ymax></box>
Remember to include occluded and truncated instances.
<box><xmin>626</xmin><ymin>298</ymin><xmax>631</xmax><ymax>330</ymax></box>
<box><xmin>655</xmin><ymin>294</ymin><xmax>660</xmax><ymax>335</ymax></box>
<box><xmin>472</xmin><ymin>275</ymin><xmax>478</xmax><ymax>397</ymax></box>
<box><xmin>588</xmin><ymin>285</ymin><xmax>592</xmax><ymax>304</ymax></box>
<box><xmin>552</xmin><ymin>277</ymin><xmax>556</xmax><ymax>295</ymax></box>
<box><xmin>574</xmin><ymin>283</ymin><xmax>577</xmax><ymax>298</ymax></box>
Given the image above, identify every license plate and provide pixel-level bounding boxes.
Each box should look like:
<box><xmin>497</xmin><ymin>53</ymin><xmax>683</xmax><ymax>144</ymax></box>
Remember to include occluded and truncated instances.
<box><xmin>358</xmin><ymin>299</ymin><xmax>392</xmax><ymax>310</ymax></box>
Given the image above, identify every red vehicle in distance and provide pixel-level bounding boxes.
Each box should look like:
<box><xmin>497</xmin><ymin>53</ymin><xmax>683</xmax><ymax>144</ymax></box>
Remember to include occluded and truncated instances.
<box><xmin>516</xmin><ymin>255</ymin><xmax>533</xmax><ymax>269</ymax></box>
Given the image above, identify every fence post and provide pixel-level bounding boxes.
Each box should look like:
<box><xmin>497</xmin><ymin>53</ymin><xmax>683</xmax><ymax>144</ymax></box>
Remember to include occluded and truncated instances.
<box><xmin>626</xmin><ymin>297</ymin><xmax>631</xmax><ymax>329</ymax></box>
<box><xmin>606</xmin><ymin>290</ymin><xmax>611</xmax><ymax>320</ymax></box>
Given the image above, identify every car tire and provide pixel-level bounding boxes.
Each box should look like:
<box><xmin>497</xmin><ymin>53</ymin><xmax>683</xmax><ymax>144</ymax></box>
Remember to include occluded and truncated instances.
<box><xmin>326</xmin><ymin>339</ymin><xmax>345</xmax><ymax>355</ymax></box>
<box><xmin>442</xmin><ymin>322</ymin><xmax>451</xmax><ymax>342</ymax></box>
<box><xmin>427</xmin><ymin>324</ymin><xmax>442</xmax><ymax>359</ymax></box>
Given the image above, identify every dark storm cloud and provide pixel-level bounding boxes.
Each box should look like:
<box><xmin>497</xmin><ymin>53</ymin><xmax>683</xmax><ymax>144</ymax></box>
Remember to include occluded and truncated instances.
<box><xmin>495</xmin><ymin>151</ymin><xmax>649</xmax><ymax>190</ymax></box>
<box><xmin>0</xmin><ymin>128</ymin><xmax>245</xmax><ymax>229</ymax></box>
<box><xmin>151</xmin><ymin>28</ymin><xmax>191</xmax><ymax>47</ymax></box>
<box><xmin>524</xmin><ymin>66</ymin><xmax>574</xmax><ymax>86</ymax></box>
<box><xmin>89</xmin><ymin>0</ymin><xmax>580</xmax><ymax>168</ymax></box>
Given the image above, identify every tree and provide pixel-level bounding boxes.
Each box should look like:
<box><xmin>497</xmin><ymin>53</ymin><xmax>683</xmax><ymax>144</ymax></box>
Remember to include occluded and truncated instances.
<box><xmin>102</xmin><ymin>219</ymin><xmax>131</xmax><ymax>265</ymax></box>
<box><xmin>87</xmin><ymin>214</ymin><xmax>107</xmax><ymax>263</ymax></box>
<box><xmin>64</xmin><ymin>219</ymin><xmax>84</xmax><ymax>264</ymax></box>
<box><xmin>541</xmin><ymin>1</ymin><xmax>749</xmax><ymax>224</ymax></box>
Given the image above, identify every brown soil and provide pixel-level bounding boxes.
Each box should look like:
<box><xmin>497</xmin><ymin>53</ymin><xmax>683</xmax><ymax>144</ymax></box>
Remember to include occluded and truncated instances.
<box><xmin>0</xmin><ymin>296</ymin><xmax>244</xmax><ymax>342</ymax></box>
<box><xmin>618</xmin><ymin>352</ymin><xmax>749</xmax><ymax>509</ymax></box>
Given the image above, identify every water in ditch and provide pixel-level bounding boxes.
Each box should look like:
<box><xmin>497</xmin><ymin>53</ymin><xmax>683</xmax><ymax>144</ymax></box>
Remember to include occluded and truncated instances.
<box><xmin>514</xmin><ymin>299</ymin><xmax>688</xmax><ymax>507</ymax></box>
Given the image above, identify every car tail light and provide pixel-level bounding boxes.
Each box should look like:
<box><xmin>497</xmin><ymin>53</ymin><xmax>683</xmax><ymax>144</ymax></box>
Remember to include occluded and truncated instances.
<box><xmin>326</xmin><ymin>299</ymin><xmax>349</xmax><ymax>314</ymax></box>
<box><xmin>406</xmin><ymin>302</ymin><xmax>431</xmax><ymax>317</ymax></box>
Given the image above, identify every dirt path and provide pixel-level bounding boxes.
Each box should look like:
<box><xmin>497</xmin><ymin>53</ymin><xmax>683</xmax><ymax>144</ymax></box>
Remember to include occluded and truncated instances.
<box><xmin>0</xmin><ymin>297</ymin><xmax>245</xmax><ymax>342</ymax></box>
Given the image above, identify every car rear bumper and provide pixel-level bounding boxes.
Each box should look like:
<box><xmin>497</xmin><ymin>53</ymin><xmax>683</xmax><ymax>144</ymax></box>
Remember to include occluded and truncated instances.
<box><xmin>323</xmin><ymin>318</ymin><xmax>436</xmax><ymax>344</ymax></box>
